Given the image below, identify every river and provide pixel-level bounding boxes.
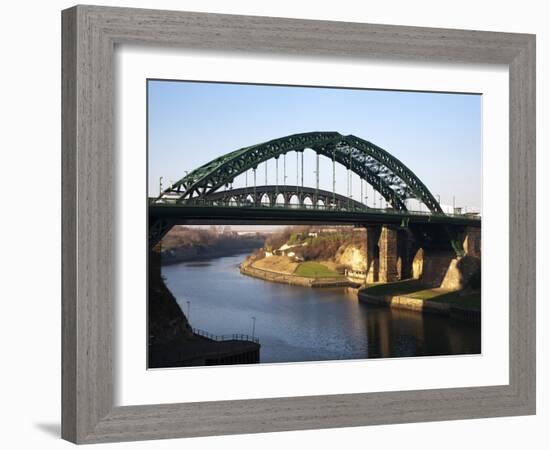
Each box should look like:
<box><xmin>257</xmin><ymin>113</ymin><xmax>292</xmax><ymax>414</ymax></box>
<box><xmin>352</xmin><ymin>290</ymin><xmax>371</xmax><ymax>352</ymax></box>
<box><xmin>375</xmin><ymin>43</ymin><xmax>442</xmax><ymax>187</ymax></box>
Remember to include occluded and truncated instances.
<box><xmin>162</xmin><ymin>253</ymin><xmax>481</xmax><ymax>363</ymax></box>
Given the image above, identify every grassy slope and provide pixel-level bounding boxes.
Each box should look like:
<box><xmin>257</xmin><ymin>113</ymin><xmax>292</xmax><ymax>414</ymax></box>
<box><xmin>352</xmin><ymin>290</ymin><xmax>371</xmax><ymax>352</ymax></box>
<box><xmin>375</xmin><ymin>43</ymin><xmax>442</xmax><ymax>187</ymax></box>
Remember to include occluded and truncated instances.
<box><xmin>251</xmin><ymin>255</ymin><xmax>299</xmax><ymax>274</ymax></box>
<box><xmin>294</xmin><ymin>261</ymin><xmax>342</xmax><ymax>278</ymax></box>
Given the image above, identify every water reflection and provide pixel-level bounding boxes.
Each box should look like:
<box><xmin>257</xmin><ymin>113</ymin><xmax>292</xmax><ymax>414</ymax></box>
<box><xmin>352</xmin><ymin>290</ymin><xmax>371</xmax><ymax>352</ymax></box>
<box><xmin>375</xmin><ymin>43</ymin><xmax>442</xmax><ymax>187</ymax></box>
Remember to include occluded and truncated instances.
<box><xmin>162</xmin><ymin>253</ymin><xmax>480</xmax><ymax>363</ymax></box>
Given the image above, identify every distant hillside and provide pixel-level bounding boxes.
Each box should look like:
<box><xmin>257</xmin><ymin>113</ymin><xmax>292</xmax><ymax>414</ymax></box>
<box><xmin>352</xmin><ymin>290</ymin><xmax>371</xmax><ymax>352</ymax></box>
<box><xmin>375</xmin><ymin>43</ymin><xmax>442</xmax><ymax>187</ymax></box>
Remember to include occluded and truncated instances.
<box><xmin>160</xmin><ymin>226</ymin><xmax>266</xmax><ymax>265</ymax></box>
<box><xmin>258</xmin><ymin>226</ymin><xmax>367</xmax><ymax>272</ymax></box>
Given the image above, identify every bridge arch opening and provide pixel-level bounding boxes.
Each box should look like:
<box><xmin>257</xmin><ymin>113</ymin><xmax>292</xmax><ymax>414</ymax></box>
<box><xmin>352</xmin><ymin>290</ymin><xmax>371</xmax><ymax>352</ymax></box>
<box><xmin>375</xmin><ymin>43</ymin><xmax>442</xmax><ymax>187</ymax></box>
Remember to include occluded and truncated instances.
<box><xmin>275</xmin><ymin>193</ymin><xmax>285</xmax><ymax>206</ymax></box>
<box><xmin>260</xmin><ymin>193</ymin><xmax>271</xmax><ymax>206</ymax></box>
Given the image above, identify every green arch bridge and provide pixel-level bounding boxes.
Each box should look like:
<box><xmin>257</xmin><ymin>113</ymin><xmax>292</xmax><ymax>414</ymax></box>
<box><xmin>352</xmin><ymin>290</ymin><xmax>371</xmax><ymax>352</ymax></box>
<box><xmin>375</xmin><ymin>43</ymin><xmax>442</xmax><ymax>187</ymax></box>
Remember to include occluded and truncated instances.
<box><xmin>149</xmin><ymin>132</ymin><xmax>480</xmax><ymax>252</ymax></box>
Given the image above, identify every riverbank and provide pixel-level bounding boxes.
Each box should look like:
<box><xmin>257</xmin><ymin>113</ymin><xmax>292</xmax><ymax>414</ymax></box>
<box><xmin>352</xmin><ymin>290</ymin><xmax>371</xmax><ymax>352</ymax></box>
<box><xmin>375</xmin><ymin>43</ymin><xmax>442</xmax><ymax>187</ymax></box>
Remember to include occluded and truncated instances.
<box><xmin>160</xmin><ymin>225</ymin><xmax>265</xmax><ymax>265</ymax></box>
<box><xmin>358</xmin><ymin>279</ymin><xmax>480</xmax><ymax>322</ymax></box>
<box><xmin>162</xmin><ymin>243</ymin><xmax>262</xmax><ymax>265</ymax></box>
<box><xmin>149</xmin><ymin>249</ymin><xmax>261</xmax><ymax>368</ymax></box>
<box><xmin>240</xmin><ymin>260</ymin><xmax>356</xmax><ymax>288</ymax></box>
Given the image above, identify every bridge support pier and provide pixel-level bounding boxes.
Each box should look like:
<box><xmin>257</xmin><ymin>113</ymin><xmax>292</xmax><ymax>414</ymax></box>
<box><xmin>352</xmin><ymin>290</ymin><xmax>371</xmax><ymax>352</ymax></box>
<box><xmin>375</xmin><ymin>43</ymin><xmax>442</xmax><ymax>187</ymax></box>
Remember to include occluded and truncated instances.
<box><xmin>363</xmin><ymin>225</ymin><xmax>408</xmax><ymax>284</ymax></box>
<box><xmin>364</xmin><ymin>226</ymin><xmax>380</xmax><ymax>283</ymax></box>
<box><xmin>378</xmin><ymin>225</ymin><xmax>399</xmax><ymax>283</ymax></box>
<box><xmin>396</xmin><ymin>228</ymin><xmax>416</xmax><ymax>280</ymax></box>
<box><xmin>149</xmin><ymin>218</ymin><xmax>176</xmax><ymax>250</ymax></box>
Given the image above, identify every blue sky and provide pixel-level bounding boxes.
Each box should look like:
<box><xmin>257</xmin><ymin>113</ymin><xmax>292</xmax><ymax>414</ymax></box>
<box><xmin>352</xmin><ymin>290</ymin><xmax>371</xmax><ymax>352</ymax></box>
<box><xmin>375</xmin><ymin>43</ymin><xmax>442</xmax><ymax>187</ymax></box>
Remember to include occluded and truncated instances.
<box><xmin>148</xmin><ymin>80</ymin><xmax>481</xmax><ymax>211</ymax></box>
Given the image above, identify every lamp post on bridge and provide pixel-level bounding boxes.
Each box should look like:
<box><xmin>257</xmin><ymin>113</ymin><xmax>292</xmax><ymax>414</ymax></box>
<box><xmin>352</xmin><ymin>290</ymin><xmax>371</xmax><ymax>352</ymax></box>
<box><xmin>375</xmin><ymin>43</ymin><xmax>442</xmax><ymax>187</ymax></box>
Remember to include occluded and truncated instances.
<box><xmin>251</xmin><ymin>316</ymin><xmax>256</xmax><ymax>339</ymax></box>
<box><xmin>159</xmin><ymin>176</ymin><xmax>163</xmax><ymax>196</ymax></box>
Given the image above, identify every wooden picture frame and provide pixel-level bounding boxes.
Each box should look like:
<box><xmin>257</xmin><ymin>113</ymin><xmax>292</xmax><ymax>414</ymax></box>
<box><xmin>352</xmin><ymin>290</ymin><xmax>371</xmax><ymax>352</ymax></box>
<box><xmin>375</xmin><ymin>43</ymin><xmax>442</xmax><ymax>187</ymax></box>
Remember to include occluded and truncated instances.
<box><xmin>61</xmin><ymin>5</ymin><xmax>536</xmax><ymax>444</ymax></box>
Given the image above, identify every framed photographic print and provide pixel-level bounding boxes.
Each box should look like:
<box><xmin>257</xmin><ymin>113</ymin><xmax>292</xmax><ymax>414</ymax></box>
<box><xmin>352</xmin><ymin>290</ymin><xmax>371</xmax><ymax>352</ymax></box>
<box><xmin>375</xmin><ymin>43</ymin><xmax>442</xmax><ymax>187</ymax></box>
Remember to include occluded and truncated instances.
<box><xmin>62</xmin><ymin>5</ymin><xmax>536</xmax><ymax>444</ymax></box>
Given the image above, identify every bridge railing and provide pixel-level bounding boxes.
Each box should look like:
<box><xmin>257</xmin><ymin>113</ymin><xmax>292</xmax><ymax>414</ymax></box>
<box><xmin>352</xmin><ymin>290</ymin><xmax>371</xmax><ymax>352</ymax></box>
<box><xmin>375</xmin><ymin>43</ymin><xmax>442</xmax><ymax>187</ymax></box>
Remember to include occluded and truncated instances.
<box><xmin>192</xmin><ymin>327</ymin><xmax>260</xmax><ymax>344</ymax></box>
<box><xmin>150</xmin><ymin>197</ymin><xmax>480</xmax><ymax>220</ymax></box>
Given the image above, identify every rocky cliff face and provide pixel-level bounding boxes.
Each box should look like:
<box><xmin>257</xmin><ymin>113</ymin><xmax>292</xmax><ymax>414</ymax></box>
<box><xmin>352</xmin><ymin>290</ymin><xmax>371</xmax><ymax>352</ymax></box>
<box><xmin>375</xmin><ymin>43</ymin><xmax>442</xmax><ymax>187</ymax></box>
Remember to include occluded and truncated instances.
<box><xmin>334</xmin><ymin>244</ymin><xmax>367</xmax><ymax>272</ymax></box>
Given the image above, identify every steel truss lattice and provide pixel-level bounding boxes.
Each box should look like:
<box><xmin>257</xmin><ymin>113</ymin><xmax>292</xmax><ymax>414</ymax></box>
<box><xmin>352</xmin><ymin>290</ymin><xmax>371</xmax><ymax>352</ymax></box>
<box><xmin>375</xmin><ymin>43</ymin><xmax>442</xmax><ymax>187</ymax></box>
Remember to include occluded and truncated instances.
<box><xmin>154</xmin><ymin>132</ymin><xmax>443</xmax><ymax>213</ymax></box>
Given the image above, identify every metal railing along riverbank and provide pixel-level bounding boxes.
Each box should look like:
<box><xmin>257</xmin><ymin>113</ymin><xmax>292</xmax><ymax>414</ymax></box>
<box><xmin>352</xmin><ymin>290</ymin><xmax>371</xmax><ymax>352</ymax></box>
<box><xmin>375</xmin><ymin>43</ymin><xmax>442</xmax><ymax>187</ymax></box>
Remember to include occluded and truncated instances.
<box><xmin>193</xmin><ymin>328</ymin><xmax>260</xmax><ymax>344</ymax></box>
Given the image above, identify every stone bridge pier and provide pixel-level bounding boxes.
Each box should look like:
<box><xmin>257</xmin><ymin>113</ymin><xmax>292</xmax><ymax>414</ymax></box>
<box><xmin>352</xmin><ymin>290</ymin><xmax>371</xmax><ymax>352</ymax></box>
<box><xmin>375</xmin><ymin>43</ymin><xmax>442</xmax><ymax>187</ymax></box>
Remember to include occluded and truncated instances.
<box><xmin>361</xmin><ymin>224</ymin><xmax>481</xmax><ymax>288</ymax></box>
<box><xmin>363</xmin><ymin>225</ymin><xmax>416</xmax><ymax>284</ymax></box>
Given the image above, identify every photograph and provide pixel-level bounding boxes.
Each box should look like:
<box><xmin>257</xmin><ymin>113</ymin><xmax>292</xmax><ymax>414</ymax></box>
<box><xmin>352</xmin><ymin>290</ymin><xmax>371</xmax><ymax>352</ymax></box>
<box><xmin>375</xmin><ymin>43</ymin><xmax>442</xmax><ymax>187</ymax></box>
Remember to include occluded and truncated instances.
<box><xmin>2</xmin><ymin>1</ymin><xmax>542</xmax><ymax>447</ymax></box>
<box><xmin>147</xmin><ymin>80</ymin><xmax>482</xmax><ymax>368</ymax></box>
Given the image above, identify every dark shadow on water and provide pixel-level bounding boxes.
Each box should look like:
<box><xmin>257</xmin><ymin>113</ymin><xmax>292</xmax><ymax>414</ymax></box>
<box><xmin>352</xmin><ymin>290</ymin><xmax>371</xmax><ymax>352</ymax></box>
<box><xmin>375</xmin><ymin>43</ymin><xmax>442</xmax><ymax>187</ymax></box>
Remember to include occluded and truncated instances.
<box><xmin>35</xmin><ymin>422</ymin><xmax>61</xmax><ymax>438</ymax></box>
<box><xmin>182</xmin><ymin>262</ymin><xmax>212</xmax><ymax>267</ymax></box>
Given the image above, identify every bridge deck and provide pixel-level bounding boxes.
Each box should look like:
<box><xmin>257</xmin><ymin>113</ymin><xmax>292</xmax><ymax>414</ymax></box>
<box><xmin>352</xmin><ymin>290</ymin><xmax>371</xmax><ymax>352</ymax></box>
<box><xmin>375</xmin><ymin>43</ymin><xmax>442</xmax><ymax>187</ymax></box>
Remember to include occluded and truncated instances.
<box><xmin>149</xmin><ymin>202</ymin><xmax>481</xmax><ymax>227</ymax></box>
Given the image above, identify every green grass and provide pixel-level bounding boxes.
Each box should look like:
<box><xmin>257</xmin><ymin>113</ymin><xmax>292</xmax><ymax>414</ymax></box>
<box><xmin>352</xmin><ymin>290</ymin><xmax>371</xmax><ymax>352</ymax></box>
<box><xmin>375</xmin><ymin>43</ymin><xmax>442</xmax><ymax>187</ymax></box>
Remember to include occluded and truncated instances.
<box><xmin>294</xmin><ymin>262</ymin><xmax>342</xmax><ymax>278</ymax></box>
<box><xmin>361</xmin><ymin>279</ymin><xmax>481</xmax><ymax>311</ymax></box>
<box><xmin>409</xmin><ymin>289</ymin><xmax>481</xmax><ymax>310</ymax></box>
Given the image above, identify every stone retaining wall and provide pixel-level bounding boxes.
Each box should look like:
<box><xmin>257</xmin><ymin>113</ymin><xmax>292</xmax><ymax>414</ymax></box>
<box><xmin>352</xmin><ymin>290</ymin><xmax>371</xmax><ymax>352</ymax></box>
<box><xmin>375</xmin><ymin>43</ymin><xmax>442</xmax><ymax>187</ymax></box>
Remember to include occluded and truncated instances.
<box><xmin>358</xmin><ymin>292</ymin><xmax>450</xmax><ymax>315</ymax></box>
<box><xmin>240</xmin><ymin>263</ymin><xmax>354</xmax><ymax>288</ymax></box>
<box><xmin>358</xmin><ymin>291</ymin><xmax>480</xmax><ymax>323</ymax></box>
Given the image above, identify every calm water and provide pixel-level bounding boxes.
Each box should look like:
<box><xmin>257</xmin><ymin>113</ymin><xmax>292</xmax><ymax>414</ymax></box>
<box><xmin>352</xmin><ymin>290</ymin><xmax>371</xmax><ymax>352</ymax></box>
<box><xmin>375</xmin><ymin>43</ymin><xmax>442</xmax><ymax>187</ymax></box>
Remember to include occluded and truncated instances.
<box><xmin>162</xmin><ymin>253</ymin><xmax>481</xmax><ymax>363</ymax></box>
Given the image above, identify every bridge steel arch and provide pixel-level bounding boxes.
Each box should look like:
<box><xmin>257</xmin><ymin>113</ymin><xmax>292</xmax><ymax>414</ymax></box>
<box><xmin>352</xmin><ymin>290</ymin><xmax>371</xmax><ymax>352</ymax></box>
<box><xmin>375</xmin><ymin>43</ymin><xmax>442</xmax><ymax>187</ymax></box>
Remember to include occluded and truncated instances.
<box><xmin>156</xmin><ymin>132</ymin><xmax>443</xmax><ymax>213</ymax></box>
<box><xmin>206</xmin><ymin>185</ymin><xmax>367</xmax><ymax>210</ymax></box>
